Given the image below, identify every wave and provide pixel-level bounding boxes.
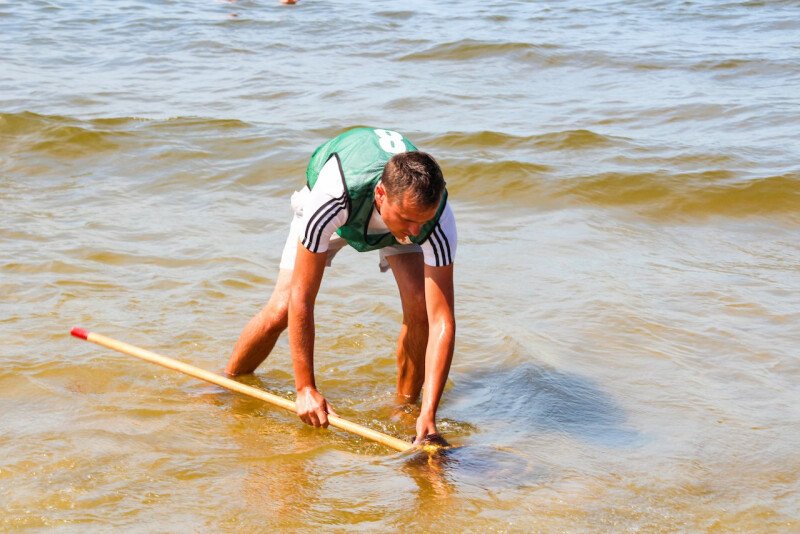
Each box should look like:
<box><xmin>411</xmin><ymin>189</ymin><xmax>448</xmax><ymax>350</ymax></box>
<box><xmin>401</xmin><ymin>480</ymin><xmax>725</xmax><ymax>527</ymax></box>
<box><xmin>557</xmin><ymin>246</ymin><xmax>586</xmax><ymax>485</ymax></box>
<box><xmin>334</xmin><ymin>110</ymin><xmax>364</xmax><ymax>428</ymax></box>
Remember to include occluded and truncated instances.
<box><xmin>398</xmin><ymin>39</ymin><xmax>559</xmax><ymax>63</ymax></box>
<box><xmin>552</xmin><ymin>170</ymin><xmax>800</xmax><ymax>217</ymax></box>
<box><xmin>445</xmin><ymin>160</ymin><xmax>552</xmax><ymax>205</ymax></box>
<box><xmin>374</xmin><ymin>10</ymin><xmax>415</xmax><ymax>20</ymax></box>
<box><xmin>449</xmin><ymin>162</ymin><xmax>800</xmax><ymax>218</ymax></box>
<box><xmin>428</xmin><ymin>129</ymin><xmax>799</xmax><ymax>218</ymax></box>
<box><xmin>430</xmin><ymin>129</ymin><xmax>623</xmax><ymax>151</ymax></box>
<box><xmin>0</xmin><ymin>111</ymin><xmax>263</xmax><ymax>168</ymax></box>
<box><xmin>690</xmin><ymin>57</ymin><xmax>800</xmax><ymax>81</ymax></box>
<box><xmin>0</xmin><ymin>111</ymin><xmax>133</xmax><ymax>158</ymax></box>
<box><xmin>4</xmin><ymin>113</ymin><xmax>796</xmax><ymax>219</ymax></box>
<box><xmin>0</xmin><ymin>111</ymin><xmax>253</xmax><ymax>140</ymax></box>
<box><xmin>397</xmin><ymin>36</ymin><xmax>800</xmax><ymax>83</ymax></box>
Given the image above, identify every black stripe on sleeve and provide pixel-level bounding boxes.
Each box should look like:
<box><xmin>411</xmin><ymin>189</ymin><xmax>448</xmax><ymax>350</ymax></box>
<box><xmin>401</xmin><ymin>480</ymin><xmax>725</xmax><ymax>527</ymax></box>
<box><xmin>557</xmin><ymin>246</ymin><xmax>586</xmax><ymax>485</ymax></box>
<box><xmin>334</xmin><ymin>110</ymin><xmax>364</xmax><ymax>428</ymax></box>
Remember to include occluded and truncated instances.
<box><xmin>302</xmin><ymin>194</ymin><xmax>347</xmax><ymax>252</ymax></box>
<box><xmin>435</xmin><ymin>222</ymin><xmax>452</xmax><ymax>265</ymax></box>
<box><xmin>311</xmin><ymin>199</ymin><xmax>347</xmax><ymax>252</ymax></box>
<box><xmin>302</xmin><ymin>196</ymin><xmax>338</xmax><ymax>248</ymax></box>
<box><xmin>428</xmin><ymin>230</ymin><xmax>442</xmax><ymax>266</ymax></box>
<box><xmin>427</xmin><ymin>223</ymin><xmax>451</xmax><ymax>267</ymax></box>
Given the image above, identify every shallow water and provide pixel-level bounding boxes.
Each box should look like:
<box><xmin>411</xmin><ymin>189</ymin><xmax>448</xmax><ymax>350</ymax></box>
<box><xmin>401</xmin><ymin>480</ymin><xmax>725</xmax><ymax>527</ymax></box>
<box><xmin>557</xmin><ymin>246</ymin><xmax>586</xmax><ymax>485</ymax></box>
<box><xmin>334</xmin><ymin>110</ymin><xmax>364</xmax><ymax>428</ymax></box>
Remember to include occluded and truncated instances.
<box><xmin>2</xmin><ymin>0</ymin><xmax>799</xmax><ymax>530</ymax></box>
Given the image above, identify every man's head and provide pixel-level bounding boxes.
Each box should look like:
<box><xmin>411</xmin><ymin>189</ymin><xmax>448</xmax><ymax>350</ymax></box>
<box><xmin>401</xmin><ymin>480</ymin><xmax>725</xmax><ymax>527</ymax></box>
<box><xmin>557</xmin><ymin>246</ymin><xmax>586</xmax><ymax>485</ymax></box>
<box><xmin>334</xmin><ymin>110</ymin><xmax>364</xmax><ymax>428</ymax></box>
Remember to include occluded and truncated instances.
<box><xmin>381</xmin><ymin>151</ymin><xmax>445</xmax><ymax>209</ymax></box>
<box><xmin>375</xmin><ymin>151</ymin><xmax>445</xmax><ymax>242</ymax></box>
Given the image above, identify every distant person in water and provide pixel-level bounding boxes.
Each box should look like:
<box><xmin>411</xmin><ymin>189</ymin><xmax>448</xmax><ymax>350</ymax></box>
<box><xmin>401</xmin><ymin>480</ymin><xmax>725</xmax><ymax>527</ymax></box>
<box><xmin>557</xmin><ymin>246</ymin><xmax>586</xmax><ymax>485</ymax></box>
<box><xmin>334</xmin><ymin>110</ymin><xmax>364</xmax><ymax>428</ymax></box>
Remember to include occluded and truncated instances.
<box><xmin>226</xmin><ymin>128</ymin><xmax>457</xmax><ymax>445</ymax></box>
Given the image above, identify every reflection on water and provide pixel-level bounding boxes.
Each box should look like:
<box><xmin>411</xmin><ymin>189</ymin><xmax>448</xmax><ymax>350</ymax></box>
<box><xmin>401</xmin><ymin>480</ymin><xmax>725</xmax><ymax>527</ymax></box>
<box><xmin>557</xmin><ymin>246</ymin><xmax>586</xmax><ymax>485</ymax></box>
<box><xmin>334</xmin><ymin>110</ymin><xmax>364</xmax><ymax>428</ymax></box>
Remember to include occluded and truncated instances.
<box><xmin>450</xmin><ymin>363</ymin><xmax>640</xmax><ymax>448</ymax></box>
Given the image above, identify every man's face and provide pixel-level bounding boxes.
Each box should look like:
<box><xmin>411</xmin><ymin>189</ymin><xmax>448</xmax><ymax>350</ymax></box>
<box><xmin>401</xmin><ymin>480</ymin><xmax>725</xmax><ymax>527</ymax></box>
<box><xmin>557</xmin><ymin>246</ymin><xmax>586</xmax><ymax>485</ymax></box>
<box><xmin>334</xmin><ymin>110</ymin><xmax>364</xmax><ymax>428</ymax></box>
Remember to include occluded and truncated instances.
<box><xmin>375</xmin><ymin>182</ymin><xmax>438</xmax><ymax>244</ymax></box>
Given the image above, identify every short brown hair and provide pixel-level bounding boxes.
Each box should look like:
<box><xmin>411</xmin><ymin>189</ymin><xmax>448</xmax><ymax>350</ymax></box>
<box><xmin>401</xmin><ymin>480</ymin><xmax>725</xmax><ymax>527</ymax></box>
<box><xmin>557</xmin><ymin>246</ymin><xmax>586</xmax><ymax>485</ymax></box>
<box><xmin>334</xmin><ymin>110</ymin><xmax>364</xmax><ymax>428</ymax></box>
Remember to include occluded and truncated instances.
<box><xmin>381</xmin><ymin>151</ymin><xmax>445</xmax><ymax>208</ymax></box>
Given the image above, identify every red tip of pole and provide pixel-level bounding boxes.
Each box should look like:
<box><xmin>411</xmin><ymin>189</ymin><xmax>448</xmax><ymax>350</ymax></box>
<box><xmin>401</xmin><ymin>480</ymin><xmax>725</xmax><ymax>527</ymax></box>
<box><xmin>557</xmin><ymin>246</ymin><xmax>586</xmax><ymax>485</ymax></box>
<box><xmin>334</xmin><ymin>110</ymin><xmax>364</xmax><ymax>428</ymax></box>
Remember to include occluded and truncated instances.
<box><xmin>71</xmin><ymin>327</ymin><xmax>89</xmax><ymax>340</ymax></box>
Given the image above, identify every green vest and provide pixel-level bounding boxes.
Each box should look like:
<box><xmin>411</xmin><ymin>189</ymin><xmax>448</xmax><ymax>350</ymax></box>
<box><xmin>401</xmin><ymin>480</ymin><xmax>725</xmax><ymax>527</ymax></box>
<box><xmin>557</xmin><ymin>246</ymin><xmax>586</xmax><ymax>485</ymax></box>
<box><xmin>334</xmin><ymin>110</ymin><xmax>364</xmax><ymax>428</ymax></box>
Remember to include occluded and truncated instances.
<box><xmin>305</xmin><ymin>127</ymin><xmax>447</xmax><ymax>253</ymax></box>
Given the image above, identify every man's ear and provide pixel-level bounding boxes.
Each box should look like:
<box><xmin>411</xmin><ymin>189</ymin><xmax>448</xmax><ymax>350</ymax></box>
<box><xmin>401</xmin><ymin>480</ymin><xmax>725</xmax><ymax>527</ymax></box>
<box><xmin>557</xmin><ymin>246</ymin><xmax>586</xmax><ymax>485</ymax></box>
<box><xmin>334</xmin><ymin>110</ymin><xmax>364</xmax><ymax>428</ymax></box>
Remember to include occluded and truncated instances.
<box><xmin>374</xmin><ymin>181</ymin><xmax>386</xmax><ymax>204</ymax></box>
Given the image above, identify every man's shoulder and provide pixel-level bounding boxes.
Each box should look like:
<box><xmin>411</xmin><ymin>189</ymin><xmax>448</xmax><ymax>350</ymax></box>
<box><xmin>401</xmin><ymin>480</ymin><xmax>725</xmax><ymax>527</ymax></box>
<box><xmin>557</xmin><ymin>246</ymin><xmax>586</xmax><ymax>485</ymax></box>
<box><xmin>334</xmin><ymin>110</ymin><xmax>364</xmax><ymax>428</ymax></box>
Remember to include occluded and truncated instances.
<box><xmin>420</xmin><ymin>201</ymin><xmax>457</xmax><ymax>268</ymax></box>
<box><xmin>439</xmin><ymin>201</ymin><xmax>456</xmax><ymax>227</ymax></box>
<box><xmin>308</xmin><ymin>156</ymin><xmax>346</xmax><ymax>199</ymax></box>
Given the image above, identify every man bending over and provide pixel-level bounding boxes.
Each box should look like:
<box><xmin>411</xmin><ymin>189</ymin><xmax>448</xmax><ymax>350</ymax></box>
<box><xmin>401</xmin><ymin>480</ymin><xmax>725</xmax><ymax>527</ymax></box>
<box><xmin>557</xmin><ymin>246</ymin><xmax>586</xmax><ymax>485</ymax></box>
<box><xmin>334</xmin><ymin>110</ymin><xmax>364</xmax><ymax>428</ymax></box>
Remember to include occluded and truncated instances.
<box><xmin>225</xmin><ymin>127</ymin><xmax>457</xmax><ymax>445</ymax></box>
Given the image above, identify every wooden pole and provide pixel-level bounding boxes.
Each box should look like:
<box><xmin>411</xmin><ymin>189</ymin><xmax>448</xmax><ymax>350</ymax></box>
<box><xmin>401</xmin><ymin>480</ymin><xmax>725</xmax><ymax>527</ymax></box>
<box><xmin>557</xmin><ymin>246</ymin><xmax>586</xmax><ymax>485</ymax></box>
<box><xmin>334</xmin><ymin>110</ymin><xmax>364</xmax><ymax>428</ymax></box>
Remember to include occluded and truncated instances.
<box><xmin>70</xmin><ymin>327</ymin><xmax>413</xmax><ymax>453</ymax></box>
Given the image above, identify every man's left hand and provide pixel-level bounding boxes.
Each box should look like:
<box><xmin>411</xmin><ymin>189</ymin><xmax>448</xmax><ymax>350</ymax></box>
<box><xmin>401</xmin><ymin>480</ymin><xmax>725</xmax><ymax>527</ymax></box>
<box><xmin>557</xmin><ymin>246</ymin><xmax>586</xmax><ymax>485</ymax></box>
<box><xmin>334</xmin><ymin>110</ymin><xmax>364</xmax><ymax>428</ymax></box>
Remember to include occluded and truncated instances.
<box><xmin>414</xmin><ymin>415</ymin><xmax>443</xmax><ymax>446</ymax></box>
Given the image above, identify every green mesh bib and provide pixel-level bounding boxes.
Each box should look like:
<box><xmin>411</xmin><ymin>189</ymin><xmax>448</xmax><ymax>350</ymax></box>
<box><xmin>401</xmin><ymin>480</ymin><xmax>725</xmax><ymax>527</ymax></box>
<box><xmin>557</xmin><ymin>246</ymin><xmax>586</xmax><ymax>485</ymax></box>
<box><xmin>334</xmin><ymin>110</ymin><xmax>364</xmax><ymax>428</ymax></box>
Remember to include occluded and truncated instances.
<box><xmin>305</xmin><ymin>127</ymin><xmax>447</xmax><ymax>253</ymax></box>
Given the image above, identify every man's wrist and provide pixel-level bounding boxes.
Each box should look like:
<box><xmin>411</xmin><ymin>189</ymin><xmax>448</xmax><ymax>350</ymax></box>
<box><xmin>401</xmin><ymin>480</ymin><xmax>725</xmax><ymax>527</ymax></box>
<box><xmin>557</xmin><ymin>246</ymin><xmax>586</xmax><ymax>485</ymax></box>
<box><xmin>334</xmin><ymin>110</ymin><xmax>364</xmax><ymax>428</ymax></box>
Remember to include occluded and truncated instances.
<box><xmin>296</xmin><ymin>383</ymin><xmax>316</xmax><ymax>393</ymax></box>
<box><xmin>419</xmin><ymin>400</ymin><xmax>437</xmax><ymax>418</ymax></box>
<box><xmin>418</xmin><ymin>408</ymin><xmax>436</xmax><ymax>423</ymax></box>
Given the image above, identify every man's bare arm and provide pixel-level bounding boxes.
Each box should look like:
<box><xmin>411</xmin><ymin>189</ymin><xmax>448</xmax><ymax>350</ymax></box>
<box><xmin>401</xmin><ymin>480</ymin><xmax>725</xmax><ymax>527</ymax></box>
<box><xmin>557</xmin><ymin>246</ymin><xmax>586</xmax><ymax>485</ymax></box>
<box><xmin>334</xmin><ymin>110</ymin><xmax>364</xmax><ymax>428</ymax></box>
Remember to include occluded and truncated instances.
<box><xmin>416</xmin><ymin>263</ymin><xmax>456</xmax><ymax>443</ymax></box>
<box><xmin>289</xmin><ymin>243</ymin><xmax>337</xmax><ymax>427</ymax></box>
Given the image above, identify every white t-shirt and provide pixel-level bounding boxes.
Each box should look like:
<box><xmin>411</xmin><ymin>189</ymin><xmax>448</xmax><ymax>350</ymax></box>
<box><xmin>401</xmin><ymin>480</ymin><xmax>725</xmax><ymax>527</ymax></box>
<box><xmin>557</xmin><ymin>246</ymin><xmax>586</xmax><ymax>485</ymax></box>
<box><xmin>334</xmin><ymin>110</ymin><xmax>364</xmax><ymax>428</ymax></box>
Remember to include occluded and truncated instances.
<box><xmin>299</xmin><ymin>156</ymin><xmax>457</xmax><ymax>267</ymax></box>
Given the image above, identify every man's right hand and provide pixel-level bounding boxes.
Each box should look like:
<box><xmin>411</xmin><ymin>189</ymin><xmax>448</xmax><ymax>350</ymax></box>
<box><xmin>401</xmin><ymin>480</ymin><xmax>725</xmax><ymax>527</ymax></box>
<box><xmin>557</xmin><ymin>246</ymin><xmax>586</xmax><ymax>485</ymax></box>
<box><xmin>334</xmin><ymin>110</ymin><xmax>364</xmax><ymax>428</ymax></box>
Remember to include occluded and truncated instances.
<box><xmin>296</xmin><ymin>386</ymin><xmax>338</xmax><ymax>428</ymax></box>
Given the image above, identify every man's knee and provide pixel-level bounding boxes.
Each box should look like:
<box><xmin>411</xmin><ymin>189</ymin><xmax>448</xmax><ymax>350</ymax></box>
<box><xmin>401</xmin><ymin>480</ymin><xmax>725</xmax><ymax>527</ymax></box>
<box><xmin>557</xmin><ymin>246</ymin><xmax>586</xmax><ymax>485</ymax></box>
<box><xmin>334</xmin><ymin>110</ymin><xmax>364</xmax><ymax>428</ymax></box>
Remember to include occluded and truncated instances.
<box><xmin>401</xmin><ymin>293</ymin><xmax>428</xmax><ymax>327</ymax></box>
<box><xmin>261</xmin><ymin>290</ymin><xmax>290</xmax><ymax>330</ymax></box>
<box><xmin>271</xmin><ymin>302</ymin><xmax>290</xmax><ymax>330</ymax></box>
<box><xmin>403</xmin><ymin>314</ymin><xmax>428</xmax><ymax>336</ymax></box>
<box><xmin>398</xmin><ymin>313</ymin><xmax>428</xmax><ymax>360</ymax></box>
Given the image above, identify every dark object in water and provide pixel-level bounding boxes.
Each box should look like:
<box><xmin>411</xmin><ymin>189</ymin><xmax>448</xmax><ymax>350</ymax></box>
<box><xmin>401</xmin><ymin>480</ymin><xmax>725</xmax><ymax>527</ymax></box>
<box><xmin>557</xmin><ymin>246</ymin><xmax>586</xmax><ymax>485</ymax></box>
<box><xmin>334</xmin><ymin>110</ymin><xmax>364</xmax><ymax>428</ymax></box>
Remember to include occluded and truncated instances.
<box><xmin>410</xmin><ymin>432</ymin><xmax>452</xmax><ymax>452</ymax></box>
